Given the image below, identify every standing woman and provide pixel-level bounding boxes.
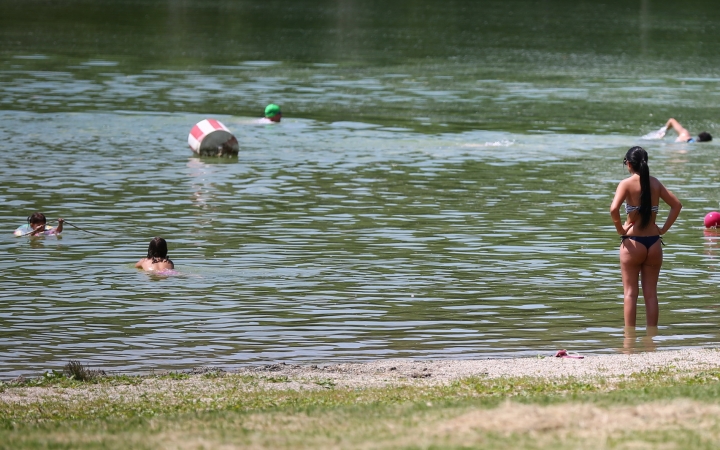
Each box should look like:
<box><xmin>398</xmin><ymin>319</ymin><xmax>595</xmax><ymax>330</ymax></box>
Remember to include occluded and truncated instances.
<box><xmin>610</xmin><ymin>146</ymin><xmax>682</xmax><ymax>327</ymax></box>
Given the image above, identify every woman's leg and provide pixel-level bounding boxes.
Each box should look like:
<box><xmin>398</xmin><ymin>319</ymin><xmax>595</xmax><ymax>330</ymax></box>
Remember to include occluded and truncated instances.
<box><xmin>643</xmin><ymin>325</ymin><xmax>658</xmax><ymax>352</ymax></box>
<box><xmin>623</xmin><ymin>326</ymin><xmax>637</xmax><ymax>354</ymax></box>
<box><xmin>620</xmin><ymin>240</ymin><xmax>646</xmax><ymax>327</ymax></box>
<box><xmin>640</xmin><ymin>241</ymin><xmax>663</xmax><ymax>327</ymax></box>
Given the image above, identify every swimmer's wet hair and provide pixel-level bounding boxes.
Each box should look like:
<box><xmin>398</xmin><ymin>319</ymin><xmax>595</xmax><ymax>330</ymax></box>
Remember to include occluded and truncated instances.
<box><xmin>27</xmin><ymin>212</ymin><xmax>46</xmax><ymax>225</ymax></box>
<box><xmin>147</xmin><ymin>237</ymin><xmax>171</xmax><ymax>263</ymax></box>
<box><xmin>698</xmin><ymin>132</ymin><xmax>712</xmax><ymax>142</ymax></box>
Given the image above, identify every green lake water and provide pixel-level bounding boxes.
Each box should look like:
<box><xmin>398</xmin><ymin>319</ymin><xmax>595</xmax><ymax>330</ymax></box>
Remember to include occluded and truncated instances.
<box><xmin>1</xmin><ymin>0</ymin><xmax>720</xmax><ymax>377</ymax></box>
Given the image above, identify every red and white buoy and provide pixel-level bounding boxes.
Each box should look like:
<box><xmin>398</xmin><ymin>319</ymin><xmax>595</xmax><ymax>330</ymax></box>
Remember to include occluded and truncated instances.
<box><xmin>188</xmin><ymin>119</ymin><xmax>239</xmax><ymax>156</ymax></box>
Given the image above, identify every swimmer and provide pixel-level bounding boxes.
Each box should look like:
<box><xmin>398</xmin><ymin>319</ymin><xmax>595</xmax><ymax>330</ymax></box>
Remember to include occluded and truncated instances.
<box><xmin>663</xmin><ymin>118</ymin><xmax>712</xmax><ymax>143</ymax></box>
<box><xmin>610</xmin><ymin>146</ymin><xmax>682</xmax><ymax>328</ymax></box>
<box><xmin>135</xmin><ymin>237</ymin><xmax>175</xmax><ymax>271</ymax></box>
<box><xmin>14</xmin><ymin>212</ymin><xmax>64</xmax><ymax>236</ymax></box>
<box><xmin>259</xmin><ymin>103</ymin><xmax>282</xmax><ymax>124</ymax></box>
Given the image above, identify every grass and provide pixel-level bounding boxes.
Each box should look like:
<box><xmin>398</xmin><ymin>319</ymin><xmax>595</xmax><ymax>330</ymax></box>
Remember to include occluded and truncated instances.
<box><xmin>3</xmin><ymin>367</ymin><xmax>720</xmax><ymax>449</ymax></box>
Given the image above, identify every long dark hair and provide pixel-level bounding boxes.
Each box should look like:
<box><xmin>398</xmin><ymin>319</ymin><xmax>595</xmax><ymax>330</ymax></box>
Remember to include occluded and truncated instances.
<box><xmin>147</xmin><ymin>237</ymin><xmax>171</xmax><ymax>263</ymax></box>
<box><xmin>625</xmin><ymin>146</ymin><xmax>652</xmax><ymax>228</ymax></box>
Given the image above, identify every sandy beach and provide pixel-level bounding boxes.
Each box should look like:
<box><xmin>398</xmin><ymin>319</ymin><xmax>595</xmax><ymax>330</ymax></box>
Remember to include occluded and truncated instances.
<box><xmin>4</xmin><ymin>348</ymin><xmax>720</xmax><ymax>404</ymax></box>
<box><xmin>229</xmin><ymin>347</ymin><xmax>720</xmax><ymax>388</ymax></box>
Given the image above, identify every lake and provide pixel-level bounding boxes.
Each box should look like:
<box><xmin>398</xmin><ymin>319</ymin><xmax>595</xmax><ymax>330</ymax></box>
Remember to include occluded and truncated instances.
<box><xmin>1</xmin><ymin>0</ymin><xmax>719</xmax><ymax>378</ymax></box>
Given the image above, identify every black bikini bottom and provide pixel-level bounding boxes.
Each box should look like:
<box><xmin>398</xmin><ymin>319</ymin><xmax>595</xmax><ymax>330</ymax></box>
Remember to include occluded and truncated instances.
<box><xmin>621</xmin><ymin>235</ymin><xmax>662</xmax><ymax>249</ymax></box>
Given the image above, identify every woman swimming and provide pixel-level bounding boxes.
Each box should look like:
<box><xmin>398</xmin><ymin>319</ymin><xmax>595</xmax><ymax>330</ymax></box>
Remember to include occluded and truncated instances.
<box><xmin>610</xmin><ymin>146</ymin><xmax>682</xmax><ymax>327</ymax></box>
<box><xmin>135</xmin><ymin>237</ymin><xmax>175</xmax><ymax>271</ymax></box>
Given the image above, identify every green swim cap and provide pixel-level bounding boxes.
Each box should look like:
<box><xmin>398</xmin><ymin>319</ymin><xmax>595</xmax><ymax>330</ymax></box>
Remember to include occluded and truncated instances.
<box><xmin>264</xmin><ymin>104</ymin><xmax>281</xmax><ymax>118</ymax></box>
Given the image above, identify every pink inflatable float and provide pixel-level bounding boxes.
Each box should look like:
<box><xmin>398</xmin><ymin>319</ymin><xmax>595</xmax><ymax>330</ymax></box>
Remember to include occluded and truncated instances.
<box><xmin>704</xmin><ymin>211</ymin><xmax>720</xmax><ymax>228</ymax></box>
<box><xmin>188</xmin><ymin>119</ymin><xmax>239</xmax><ymax>156</ymax></box>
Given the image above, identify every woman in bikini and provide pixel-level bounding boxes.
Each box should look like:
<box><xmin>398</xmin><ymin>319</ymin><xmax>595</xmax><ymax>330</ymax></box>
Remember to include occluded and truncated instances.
<box><xmin>610</xmin><ymin>146</ymin><xmax>682</xmax><ymax>327</ymax></box>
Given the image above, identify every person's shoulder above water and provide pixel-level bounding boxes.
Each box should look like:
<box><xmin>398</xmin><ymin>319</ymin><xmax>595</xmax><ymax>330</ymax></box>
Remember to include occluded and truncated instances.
<box><xmin>14</xmin><ymin>212</ymin><xmax>63</xmax><ymax>236</ymax></box>
<box><xmin>136</xmin><ymin>258</ymin><xmax>174</xmax><ymax>271</ymax></box>
<box><xmin>14</xmin><ymin>224</ymin><xmax>53</xmax><ymax>236</ymax></box>
<box><xmin>136</xmin><ymin>237</ymin><xmax>175</xmax><ymax>271</ymax></box>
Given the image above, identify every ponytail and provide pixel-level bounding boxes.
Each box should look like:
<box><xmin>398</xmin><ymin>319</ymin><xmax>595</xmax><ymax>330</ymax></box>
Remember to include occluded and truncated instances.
<box><xmin>637</xmin><ymin>159</ymin><xmax>652</xmax><ymax>228</ymax></box>
<box><xmin>625</xmin><ymin>146</ymin><xmax>652</xmax><ymax>228</ymax></box>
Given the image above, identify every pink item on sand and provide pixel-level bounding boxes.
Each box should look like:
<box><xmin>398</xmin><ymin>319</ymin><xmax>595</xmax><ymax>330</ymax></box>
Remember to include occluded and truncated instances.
<box><xmin>555</xmin><ymin>349</ymin><xmax>584</xmax><ymax>359</ymax></box>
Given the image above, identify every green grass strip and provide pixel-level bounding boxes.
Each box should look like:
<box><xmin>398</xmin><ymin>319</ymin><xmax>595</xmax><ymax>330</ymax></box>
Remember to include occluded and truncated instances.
<box><xmin>3</xmin><ymin>368</ymin><xmax>720</xmax><ymax>449</ymax></box>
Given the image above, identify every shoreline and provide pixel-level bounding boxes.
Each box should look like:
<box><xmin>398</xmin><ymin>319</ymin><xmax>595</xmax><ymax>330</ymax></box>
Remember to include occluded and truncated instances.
<box><xmin>3</xmin><ymin>348</ymin><xmax>720</xmax><ymax>399</ymax></box>
<box><xmin>230</xmin><ymin>347</ymin><xmax>720</xmax><ymax>387</ymax></box>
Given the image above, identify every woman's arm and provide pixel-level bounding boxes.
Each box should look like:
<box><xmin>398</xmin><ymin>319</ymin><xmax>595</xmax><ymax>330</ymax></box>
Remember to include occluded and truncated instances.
<box><xmin>658</xmin><ymin>183</ymin><xmax>682</xmax><ymax>235</ymax></box>
<box><xmin>609</xmin><ymin>180</ymin><xmax>630</xmax><ymax>235</ymax></box>
<box><xmin>135</xmin><ymin>259</ymin><xmax>146</xmax><ymax>268</ymax></box>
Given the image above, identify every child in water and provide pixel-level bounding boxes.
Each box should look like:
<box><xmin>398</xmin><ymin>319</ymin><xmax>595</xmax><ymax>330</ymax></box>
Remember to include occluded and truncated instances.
<box><xmin>135</xmin><ymin>237</ymin><xmax>175</xmax><ymax>271</ymax></box>
<box><xmin>14</xmin><ymin>212</ymin><xmax>64</xmax><ymax>236</ymax></box>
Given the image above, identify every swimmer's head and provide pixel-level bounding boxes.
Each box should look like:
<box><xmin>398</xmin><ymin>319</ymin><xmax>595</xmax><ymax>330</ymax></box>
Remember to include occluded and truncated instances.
<box><xmin>698</xmin><ymin>132</ymin><xmax>712</xmax><ymax>142</ymax></box>
<box><xmin>27</xmin><ymin>212</ymin><xmax>47</xmax><ymax>227</ymax></box>
<box><xmin>147</xmin><ymin>237</ymin><xmax>169</xmax><ymax>259</ymax></box>
<box><xmin>264</xmin><ymin>104</ymin><xmax>282</xmax><ymax>122</ymax></box>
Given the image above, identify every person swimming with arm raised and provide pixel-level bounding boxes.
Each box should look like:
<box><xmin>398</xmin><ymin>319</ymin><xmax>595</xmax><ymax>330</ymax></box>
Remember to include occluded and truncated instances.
<box><xmin>135</xmin><ymin>237</ymin><xmax>175</xmax><ymax>271</ymax></box>
<box><xmin>609</xmin><ymin>146</ymin><xmax>682</xmax><ymax>328</ymax></box>
<box><xmin>663</xmin><ymin>118</ymin><xmax>712</xmax><ymax>143</ymax></box>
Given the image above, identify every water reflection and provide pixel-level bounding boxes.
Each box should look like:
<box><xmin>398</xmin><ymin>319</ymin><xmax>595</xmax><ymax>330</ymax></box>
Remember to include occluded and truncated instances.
<box><xmin>704</xmin><ymin>229</ymin><xmax>720</xmax><ymax>271</ymax></box>
<box><xmin>622</xmin><ymin>326</ymin><xmax>657</xmax><ymax>354</ymax></box>
<box><xmin>187</xmin><ymin>158</ymin><xmax>221</xmax><ymax>214</ymax></box>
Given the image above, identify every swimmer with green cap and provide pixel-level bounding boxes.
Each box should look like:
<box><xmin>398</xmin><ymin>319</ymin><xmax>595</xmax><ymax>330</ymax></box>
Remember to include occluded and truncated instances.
<box><xmin>263</xmin><ymin>104</ymin><xmax>282</xmax><ymax>123</ymax></box>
